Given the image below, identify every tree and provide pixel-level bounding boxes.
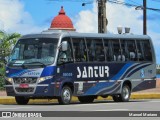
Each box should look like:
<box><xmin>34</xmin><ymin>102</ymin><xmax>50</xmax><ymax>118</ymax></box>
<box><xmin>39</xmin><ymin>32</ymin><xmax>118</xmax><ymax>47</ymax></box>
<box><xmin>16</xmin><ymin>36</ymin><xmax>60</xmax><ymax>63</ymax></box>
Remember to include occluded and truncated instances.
<box><xmin>157</xmin><ymin>69</ymin><xmax>160</xmax><ymax>74</ymax></box>
<box><xmin>0</xmin><ymin>30</ymin><xmax>21</xmax><ymax>90</ymax></box>
<box><xmin>0</xmin><ymin>30</ymin><xmax>21</xmax><ymax>58</ymax></box>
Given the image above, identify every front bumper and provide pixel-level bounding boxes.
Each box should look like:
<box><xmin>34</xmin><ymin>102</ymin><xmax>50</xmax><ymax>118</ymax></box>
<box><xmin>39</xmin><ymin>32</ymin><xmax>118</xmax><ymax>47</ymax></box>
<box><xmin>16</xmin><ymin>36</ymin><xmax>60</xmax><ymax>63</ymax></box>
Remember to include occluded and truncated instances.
<box><xmin>5</xmin><ymin>84</ymin><xmax>56</xmax><ymax>97</ymax></box>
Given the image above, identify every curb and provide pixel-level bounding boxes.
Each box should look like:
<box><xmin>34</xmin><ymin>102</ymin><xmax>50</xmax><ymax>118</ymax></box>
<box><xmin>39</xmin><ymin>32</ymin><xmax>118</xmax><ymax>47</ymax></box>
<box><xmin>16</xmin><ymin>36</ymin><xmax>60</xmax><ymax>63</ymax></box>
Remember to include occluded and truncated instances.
<box><xmin>0</xmin><ymin>93</ymin><xmax>160</xmax><ymax>104</ymax></box>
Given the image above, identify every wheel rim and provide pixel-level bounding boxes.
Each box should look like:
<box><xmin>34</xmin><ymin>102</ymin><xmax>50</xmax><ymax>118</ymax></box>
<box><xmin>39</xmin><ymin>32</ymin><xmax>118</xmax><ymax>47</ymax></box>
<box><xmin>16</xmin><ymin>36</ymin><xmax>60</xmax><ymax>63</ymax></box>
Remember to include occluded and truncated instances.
<box><xmin>122</xmin><ymin>86</ymin><xmax>129</xmax><ymax>100</ymax></box>
<box><xmin>63</xmin><ymin>89</ymin><xmax>71</xmax><ymax>103</ymax></box>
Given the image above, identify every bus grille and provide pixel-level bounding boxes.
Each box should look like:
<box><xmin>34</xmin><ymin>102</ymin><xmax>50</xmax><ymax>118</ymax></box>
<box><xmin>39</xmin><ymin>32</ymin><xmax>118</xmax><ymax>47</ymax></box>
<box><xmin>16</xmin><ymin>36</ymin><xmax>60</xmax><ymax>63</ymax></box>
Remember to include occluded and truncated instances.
<box><xmin>13</xmin><ymin>78</ymin><xmax>37</xmax><ymax>84</ymax></box>
<box><xmin>15</xmin><ymin>88</ymin><xmax>34</xmax><ymax>93</ymax></box>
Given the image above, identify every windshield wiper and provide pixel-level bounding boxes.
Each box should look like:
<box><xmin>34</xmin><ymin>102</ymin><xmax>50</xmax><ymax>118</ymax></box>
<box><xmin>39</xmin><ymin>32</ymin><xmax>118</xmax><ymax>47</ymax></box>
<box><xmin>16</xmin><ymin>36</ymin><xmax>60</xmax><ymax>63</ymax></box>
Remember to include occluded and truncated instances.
<box><xmin>21</xmin><ymin>61</ymin><xmax>46</xmax><ymax>68</ymax></box>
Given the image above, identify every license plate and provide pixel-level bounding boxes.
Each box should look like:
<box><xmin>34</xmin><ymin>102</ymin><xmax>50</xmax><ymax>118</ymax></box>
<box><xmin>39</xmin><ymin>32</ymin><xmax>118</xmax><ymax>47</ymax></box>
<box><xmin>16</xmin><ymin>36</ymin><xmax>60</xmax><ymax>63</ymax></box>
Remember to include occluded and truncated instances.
<box><xmin>19</xmin><ymin>84</ymin><xmax>29</xmax><ymax>88</ymax></box>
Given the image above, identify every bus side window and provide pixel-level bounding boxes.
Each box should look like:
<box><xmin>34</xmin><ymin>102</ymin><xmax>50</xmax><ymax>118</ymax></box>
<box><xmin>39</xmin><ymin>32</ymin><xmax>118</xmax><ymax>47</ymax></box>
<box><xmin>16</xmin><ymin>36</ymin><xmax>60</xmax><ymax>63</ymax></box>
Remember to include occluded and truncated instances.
<box><xmin>119</xmin><ymin>40</ymin><xmax>126</xmax><ymax>62</ymax></box>
<box><xmin>104</xmin><ymin>40</ymin><xmax>112</xmax><ymax>61</ymax></box>
<box><xmin>141</xmin><ymin>40</ymin><xmax>152</xmax><ymax>61</ymax></box>
<box><xmin>86</xmin><ymin>38</ymin><xmax>105</xmax><ymax>62</ymax></box>
<box><xmin>95</xmin><ymin>39</ymin><xmax>105</xmax><ymax>61</ymax></box>
<box><xmin>136</xmin><ymin>40</ymin><xmax>144</xmax><ymax>61</ymax></box>
<box><xmin>72</xmin><ymin>38</ymin><xmax>87</xmax><ymax>62</ymax></box>
<box><xmin>126</xmin><ymin>40</ymin><xmax>136</xmax><ymax>61</ymax></box>
<box><xmin>87</xmin><ymin>39</ymin><xmax>96</xmax><ymax>61</ymax></box>
<box><xmin>112</xmin><ymin>39</ymin><xmax>121</xmax><ymax>62</ymax></box>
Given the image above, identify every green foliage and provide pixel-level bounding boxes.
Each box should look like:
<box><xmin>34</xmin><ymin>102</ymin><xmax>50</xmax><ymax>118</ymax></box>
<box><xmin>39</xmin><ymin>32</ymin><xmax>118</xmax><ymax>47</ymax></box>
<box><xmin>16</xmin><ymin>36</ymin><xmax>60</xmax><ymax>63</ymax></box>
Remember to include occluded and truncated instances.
<box><xmin>0</xmin><ymin>62</ymin><xmax>5</xmax><ymax>90</ymax></box>
<box><xmin>157</xmin><ymin>69</ymin><xmax>160</xmax><ymax>74</ymax></box>
<box><xmin>0</xmin><ymin>30</ymin><xmax>21</xmax><ymax>57</ymax></box>
<box><xmin>0</xmin><ymin>30</ymin><xmax>21</xmax><ymax>90</ymax></box>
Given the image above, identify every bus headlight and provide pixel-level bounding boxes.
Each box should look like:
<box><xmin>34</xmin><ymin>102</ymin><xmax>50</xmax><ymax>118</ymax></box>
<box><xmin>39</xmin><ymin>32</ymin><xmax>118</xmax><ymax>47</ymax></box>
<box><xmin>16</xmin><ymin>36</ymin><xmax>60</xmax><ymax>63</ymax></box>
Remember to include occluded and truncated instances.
<box><xmin>6</xmin><ymin>77</ymin><xmax>13</xmax><ymax>83</ymax></box>
<box><xmin>38</xmin><ymin>76</ymin><xmax>53</xmax><ymax>83</ymax></box>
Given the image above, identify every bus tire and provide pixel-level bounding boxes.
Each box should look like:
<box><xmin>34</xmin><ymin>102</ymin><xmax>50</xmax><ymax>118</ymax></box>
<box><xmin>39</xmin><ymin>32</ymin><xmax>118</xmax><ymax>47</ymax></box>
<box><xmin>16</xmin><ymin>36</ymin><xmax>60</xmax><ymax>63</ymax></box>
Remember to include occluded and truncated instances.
<box><xmin>112</xmin><ymin>95</ymin><xmax>121</xmax><ymax>102</ymax></box>
<box><xmin>15</xmin><ymin>96</ymin><xmax>29</xmax><ymax>105</ymax></box>
<box><xmin>78</xmin><ymin>96</ymin><xmax>95</xmax><ymax>103</ymax></box>
<box><xmin>58</xmin><ymin>86</ymin><xmax>72</xmax><ymax>105</ymax></box>
<box><xmin>113</xmin><ymin>85</ymin><xmax>131</xmax><ymax>102</ymax></box>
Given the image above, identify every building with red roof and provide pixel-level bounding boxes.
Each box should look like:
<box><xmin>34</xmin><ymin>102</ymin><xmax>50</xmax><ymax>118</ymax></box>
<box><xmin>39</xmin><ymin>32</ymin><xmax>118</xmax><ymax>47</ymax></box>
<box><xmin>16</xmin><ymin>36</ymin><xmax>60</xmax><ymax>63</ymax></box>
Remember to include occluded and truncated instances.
<box><xmin>49</xmin><ymin>6</ymin><xmax>75</xmax><ymax>31</ymax></box>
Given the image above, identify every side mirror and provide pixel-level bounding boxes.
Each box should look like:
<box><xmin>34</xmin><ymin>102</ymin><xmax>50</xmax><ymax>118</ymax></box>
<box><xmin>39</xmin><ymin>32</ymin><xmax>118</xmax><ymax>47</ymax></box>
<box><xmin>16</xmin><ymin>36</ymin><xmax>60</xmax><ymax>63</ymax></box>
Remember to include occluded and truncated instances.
<box><xmin>61</xmin><ymin>41</ymin><xmax>68</xmax><ymax>51</ymax></box>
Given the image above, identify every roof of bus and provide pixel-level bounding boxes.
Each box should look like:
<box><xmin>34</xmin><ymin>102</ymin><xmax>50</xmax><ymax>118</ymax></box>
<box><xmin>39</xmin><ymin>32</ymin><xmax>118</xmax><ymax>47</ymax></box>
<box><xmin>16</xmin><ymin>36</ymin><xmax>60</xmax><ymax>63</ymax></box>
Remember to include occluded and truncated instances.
<box><xmin>21</xmin><ymin>30</ymin><xmax>151</xmax><ymax>40</ymax></box>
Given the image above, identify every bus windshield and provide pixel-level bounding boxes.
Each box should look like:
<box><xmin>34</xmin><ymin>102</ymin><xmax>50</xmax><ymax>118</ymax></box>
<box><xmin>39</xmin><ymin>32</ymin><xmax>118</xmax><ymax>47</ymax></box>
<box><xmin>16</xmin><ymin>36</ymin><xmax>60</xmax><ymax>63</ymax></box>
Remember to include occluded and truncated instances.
<box><xmin>8</xmin><ymin>38</ymin><xmax>58</xmax><ymax>67</ymax></box>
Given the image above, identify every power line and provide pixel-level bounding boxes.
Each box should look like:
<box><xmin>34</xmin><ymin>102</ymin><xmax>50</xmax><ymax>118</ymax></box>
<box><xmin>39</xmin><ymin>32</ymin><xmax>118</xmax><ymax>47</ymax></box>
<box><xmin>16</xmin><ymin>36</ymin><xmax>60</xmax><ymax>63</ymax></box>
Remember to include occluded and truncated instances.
<box><xmin>108</xmin><ymin>0</ymin><xmax>138</xmax><ymax>7</ymax></box>
<box><xmin>47</xmin><ymin>0</ymin><xmax>160</xmax><ymax>12</ymax></box>
<box><xmin>108</xmin><ymin>0</ymin><xmax>160</xmax><ymax>12</ymax></box>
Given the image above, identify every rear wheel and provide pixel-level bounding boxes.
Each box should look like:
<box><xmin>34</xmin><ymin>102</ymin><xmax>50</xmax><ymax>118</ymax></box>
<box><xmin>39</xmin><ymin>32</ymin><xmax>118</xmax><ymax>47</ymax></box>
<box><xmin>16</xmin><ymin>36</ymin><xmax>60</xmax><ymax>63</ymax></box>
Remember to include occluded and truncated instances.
<box><xmin>15</xmin><ymin>96</ymin><xmax>29</xmax><ymax>105</ymax></box>
<box><xmin>112</xmin><ymin>85</ymin><xmax>131</xmax><ymax>102</ymax></box>
<box><xmin>58</xmin><ymin>86</ymin><xmax>72</xmax><ymax>105</ymax></box>
<box><xmin>78</xmin><ymin>96</ymin><xmax>95</xmax><ymax>103</ymax></box>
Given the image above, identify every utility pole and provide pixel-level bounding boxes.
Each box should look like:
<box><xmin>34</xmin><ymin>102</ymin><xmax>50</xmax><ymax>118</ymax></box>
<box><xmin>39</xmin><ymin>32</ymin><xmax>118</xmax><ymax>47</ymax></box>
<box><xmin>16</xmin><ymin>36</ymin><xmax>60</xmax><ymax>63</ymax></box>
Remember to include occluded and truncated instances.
<box><xmin>143</xmin><ymin>0</ymin><xmax>147</xmax><ymax>35</ymax></box>
<box><xmin>98</xmin><ymin>0</ymin><xmax>107</xmax><ymax>33</ymax></box>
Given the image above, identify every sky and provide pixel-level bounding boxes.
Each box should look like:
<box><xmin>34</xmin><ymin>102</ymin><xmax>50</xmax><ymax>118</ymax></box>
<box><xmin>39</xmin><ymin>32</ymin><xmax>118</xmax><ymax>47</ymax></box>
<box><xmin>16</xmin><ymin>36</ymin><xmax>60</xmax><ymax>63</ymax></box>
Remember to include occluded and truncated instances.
<box><xmin>0</xmin><ymin>0</ymin><xmax>160</xmax><ymax>63</ymax></box>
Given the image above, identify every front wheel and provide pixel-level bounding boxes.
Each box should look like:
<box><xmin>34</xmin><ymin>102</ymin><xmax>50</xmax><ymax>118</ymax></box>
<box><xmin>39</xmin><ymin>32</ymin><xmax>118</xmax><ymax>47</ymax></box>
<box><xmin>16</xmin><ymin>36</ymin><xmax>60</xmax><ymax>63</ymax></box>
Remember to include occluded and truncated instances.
<box><xmin>112</xmin><ymin>85</ymin><xmax>131</xmax><ymax>102</ymax></box>
<box><xmin>15</xmin><ymin>96</ymin><xmax>29</xmax><ymax>105</ymax></box>
<box><xmin>58</xmin><ymin>86</ymin><xmax>72</xmax><ymax>105</ymax></box>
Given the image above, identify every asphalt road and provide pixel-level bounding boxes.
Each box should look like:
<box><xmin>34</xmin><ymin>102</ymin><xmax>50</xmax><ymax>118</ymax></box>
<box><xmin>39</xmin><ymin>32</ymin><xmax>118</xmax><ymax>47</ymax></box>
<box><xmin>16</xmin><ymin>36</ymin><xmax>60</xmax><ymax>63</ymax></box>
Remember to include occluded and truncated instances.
<box><xmin>0</xmin><ymin>99</ymin><xmax>160</xmax><ymax>111</ymax></box>
<box><xmin>0</xmin><ymin>99</ymin><xmax>160</xmax><ymax>120</ymax></box>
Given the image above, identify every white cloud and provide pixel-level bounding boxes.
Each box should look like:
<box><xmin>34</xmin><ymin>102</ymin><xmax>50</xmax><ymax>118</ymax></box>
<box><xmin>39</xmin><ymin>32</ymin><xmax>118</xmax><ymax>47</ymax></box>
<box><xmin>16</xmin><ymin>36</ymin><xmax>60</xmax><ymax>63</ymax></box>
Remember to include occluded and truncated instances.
<box><xmin>0</xmin><ymin>0</ymin><xmax>159</xmax><ymax>63</ymax></box>
<box><xmin>106</xmin><ymin>2</ymin><xmax>143</xmax><ymax>34</ymax></box>
<box><xmin>0</xmin><ymin>0</ymin><xmax>47</xmax><ymax>34</ymax></box>
<box><xmin>74</xmin><ymin>0</ymin><xmax>143</xmax><ymax>34</ymax></box>
<box><xmin>74</xmin><ymin>0</ymin><xmax>160</xmax><ymax>63</ymax></box>
<box><xmin>74</xmin><ymin>10</ymin><xmax>98</xmax><ymax>33</ymax></box>
<box><xmin>74</xmin><ymin>3</ymin><xmax>98</xmax><ymax>33</ymax></box>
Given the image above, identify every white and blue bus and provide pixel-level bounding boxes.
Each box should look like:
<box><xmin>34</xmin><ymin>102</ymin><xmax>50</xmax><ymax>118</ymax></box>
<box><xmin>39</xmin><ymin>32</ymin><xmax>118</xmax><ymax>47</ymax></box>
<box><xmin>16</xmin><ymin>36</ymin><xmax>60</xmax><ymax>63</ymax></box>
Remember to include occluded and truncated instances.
<box><xmin>5</xmin><ymin>30</ymin><xmax>156</xmax><ymax>105</ymax></box>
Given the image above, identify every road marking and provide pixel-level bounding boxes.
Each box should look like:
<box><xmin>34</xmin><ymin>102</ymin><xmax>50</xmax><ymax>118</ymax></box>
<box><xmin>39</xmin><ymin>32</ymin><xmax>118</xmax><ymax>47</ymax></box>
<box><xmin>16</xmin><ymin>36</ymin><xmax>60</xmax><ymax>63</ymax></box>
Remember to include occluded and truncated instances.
<box><xmin>93</xmin><ymin>109</ymin><xmax>129</xmax><ymax>111</ymax></box>
<box><xmin>148</xmin><ymin>100</ymin><xmax>160</xmax><ymax>103</ymax></box>
<box><xmin>72</xmin><ymin>103</ymin><xmax>117</xmax><ymax>107</ymax></box>
<box><xmin>0</xmin><ymin>107</ymin><xmax>32</xmax><ymax>110</ymax></box>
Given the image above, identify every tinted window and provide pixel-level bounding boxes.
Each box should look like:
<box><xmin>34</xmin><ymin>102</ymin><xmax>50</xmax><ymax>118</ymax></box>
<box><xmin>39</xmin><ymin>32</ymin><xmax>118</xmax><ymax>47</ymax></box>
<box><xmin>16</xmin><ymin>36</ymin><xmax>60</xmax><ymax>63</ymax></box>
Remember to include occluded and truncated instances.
<box><xmin>137</xmin><ymin>40</ymin><xmax>152</xmax><ymax>61</ymax></box>
<box><xmin>111</xmin><ymin>39</ymin><xmax>121</xmax><ymax>61</ymax></box>
<box><xmin>136</xmin><ymin>40</ymin><xmax>145</xmax><ymax>61</ymax></box>
<box><xmin>119</xmin><ymin>40</ymin><xmax>126</xmax><ymax>62</ymax></box>
<box><xmin>104</xmin><ymin>39</ymin><xmax>113</xmax><ymax>61</ymax></box>
<box><xmin>72</xmin><ymin>38</ymin><xmax>87</xmax><ymax>62</ymax></box>
<box><xmin>86</xmin><ymin>38</ymin><xmax>105</xmax><ymax>61</ymax></box>
<box><xmin>124</xmin><ymin>40</ymin><xmax>137</xmax><ymax>61</ymax></box>
<box><xmin>143</xmin><ymin>40</ymin><xmax>152</xmax><ymax>61</ymax></box>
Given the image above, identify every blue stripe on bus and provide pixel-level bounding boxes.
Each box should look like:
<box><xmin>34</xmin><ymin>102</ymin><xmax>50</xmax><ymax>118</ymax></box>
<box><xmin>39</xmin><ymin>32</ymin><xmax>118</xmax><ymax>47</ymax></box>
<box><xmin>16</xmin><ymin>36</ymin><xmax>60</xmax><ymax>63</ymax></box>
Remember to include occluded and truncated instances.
<box><xmin>111</xmin><ymin>62</ymin><xmax>133</xmax><ymax>80</ymax></box>
<box><xmin>120</xmin><ymin>63</ymin><xmax>141</xmax><ymax>79</ymax></box>
<box><xmin>41</xmin><ymin>66</ymin><xmax>56</xmax><ymax>77</ymax></box>
<box><xmin>84</xmin><ymin>62</ymin><xmax>152</xmax><ymax>95</ymax></box>
<box><xmin>84</xmin><ymin>63</ymin><xmax>134</xmax><ymax>95</ymax></box>
<box><xmin>8</xmin><ymin>69</ymin><xmax>35</xmax><ymax>77</ymax></box>
<box><xmin>127</xmin><ymin>63</ymin><xmax>151</xmax><ymax>77</ymax></box>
